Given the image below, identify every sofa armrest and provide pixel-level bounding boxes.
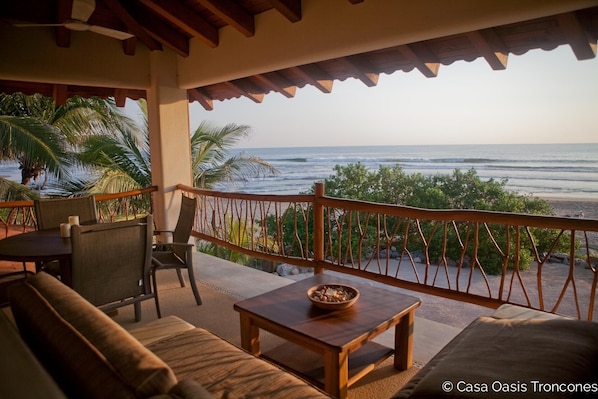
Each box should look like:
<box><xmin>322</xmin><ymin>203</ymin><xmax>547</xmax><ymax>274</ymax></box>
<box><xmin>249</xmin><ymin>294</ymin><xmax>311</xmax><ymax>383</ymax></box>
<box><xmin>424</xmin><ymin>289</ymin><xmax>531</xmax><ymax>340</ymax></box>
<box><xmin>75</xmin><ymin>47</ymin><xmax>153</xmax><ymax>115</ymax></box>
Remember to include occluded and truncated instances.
<box><xmin>393</xmin><ymin>316</ymin><xmax>598</xmax><ymax>398</ymax></box>
<box><xmin>492</xmin><ymin>304</ymin><xmax>569</xmax><ymax>321</ymax></box>
<box><xmin>0</xmin><ymin>310</ymin><xmax>66</xmax><ymax>399</ymax></box>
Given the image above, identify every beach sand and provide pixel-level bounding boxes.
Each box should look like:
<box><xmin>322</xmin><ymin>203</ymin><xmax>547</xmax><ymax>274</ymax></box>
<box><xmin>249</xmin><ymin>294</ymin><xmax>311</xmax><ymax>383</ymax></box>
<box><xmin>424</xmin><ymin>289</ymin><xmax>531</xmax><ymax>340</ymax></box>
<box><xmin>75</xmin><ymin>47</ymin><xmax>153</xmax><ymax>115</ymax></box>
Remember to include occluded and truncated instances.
<box><xmin>544</xmin><ymin>197</ymin><xmax>598</xmax><ymax>219</ymax></box>
<box><xmin>544</xmin><ymin>197</ymin><xmax>598</xmax><ymax>250</ymax></box>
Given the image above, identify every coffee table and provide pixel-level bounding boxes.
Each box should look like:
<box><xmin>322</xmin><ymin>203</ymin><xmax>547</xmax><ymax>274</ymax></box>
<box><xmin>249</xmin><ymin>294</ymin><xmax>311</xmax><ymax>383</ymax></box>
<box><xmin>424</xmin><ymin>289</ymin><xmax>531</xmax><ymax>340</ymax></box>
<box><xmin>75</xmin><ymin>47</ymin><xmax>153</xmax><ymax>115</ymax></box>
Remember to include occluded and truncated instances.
<box><xmin>233</xmin><ymin>273</ymin><xmax>421</xmax><ymax>398</ymax></box>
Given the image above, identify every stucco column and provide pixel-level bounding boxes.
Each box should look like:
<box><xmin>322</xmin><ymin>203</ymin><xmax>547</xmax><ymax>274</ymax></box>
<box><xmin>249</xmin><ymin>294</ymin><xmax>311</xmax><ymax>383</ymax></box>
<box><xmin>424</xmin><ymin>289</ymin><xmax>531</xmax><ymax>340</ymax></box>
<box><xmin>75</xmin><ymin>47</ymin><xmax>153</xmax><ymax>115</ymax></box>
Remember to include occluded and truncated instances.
<box><xmin>146</xmin><ymin>49</ymin><xmax>192</xmax><ymax>232</ymax></box>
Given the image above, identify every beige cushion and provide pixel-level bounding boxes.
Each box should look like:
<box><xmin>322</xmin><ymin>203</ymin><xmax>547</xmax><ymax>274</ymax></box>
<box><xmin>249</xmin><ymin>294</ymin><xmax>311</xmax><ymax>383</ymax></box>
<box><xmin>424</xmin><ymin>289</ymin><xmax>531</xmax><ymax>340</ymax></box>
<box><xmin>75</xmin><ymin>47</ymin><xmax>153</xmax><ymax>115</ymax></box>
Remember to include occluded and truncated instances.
<box><xmin>492</xmin><ymin>303</ymin><xmax>568</xmax><ymax>320</ymax></box>
<box><xmin>9</xmin><ymin>278</ymin><xmax>136</xmax><ymax>399</ymax></box>
<box><xmin>23</xmin><ymin>272</ymin><xmax>177</xmax><ymax>397</ymax></box>
<box><xmin>127</xmin><ymin>315</ymin><xmax>195</xmax><ymax>346</ymax></box>
<box><xmin>394</xmin><ymin>316</ymin><xmax>598</xmax><ymax>398</ymax></box>
<box><xmin>147</xmin><ymin>328</ymin><xmax>333</xmax><ymax>399</ymax></box>
<box><xmin>148</xmin><ymin>379</ymin><xmax>215</xmax><ymax>399</ymax></box>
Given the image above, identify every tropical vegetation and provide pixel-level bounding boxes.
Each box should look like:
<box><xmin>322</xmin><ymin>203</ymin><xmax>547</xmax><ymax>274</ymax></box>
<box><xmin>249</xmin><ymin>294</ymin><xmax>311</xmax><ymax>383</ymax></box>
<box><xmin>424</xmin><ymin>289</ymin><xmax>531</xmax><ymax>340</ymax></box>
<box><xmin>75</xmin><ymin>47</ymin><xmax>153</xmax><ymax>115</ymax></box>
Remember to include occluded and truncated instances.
<box><xmin>0</xmin><ymin>93</ymin><xmax>134</xmax><ymax>199</ymax></box>
<box><xmin>0</xmin><ymin>95</ymin><xmax>278</xmax><ymax>200</ymax></box>
<box><xmin>270</xmin><ymin>163</ymin><xmax>570</xmax><ymax>274</ymax></box>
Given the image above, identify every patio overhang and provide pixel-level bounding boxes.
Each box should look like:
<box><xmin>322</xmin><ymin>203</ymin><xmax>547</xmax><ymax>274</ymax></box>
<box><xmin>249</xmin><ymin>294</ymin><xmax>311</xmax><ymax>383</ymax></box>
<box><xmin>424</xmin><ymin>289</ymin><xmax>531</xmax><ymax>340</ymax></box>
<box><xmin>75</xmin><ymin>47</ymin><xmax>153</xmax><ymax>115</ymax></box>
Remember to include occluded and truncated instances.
<box><xmin>1</xmin><ymin>0</ymin><xmax>597</xmax><ymax>109</ymax></box>
<box><xmin>1</xmin><ymin>0</ymin><xmax>597</xmax><ymax>235</ymax></box>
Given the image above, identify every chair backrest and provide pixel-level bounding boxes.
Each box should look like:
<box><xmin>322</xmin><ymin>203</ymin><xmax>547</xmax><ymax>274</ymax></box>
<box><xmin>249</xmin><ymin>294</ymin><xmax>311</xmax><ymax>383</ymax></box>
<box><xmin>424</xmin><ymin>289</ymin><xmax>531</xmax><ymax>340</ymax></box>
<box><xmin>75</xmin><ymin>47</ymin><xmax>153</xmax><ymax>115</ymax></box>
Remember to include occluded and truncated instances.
<box><xmin>34</xmin><ymin>196</ymin><xmax>97</xmax><ymax>230</ymax></box>
<box><xmin>172</xmin><ymin>195</ymin><xmax>197</xmax><ymax>259</ymax></box>
<box><xmin>70</xmin><ymin>215</ymin><xmax>153</xmax><ymax>307</ymax></box>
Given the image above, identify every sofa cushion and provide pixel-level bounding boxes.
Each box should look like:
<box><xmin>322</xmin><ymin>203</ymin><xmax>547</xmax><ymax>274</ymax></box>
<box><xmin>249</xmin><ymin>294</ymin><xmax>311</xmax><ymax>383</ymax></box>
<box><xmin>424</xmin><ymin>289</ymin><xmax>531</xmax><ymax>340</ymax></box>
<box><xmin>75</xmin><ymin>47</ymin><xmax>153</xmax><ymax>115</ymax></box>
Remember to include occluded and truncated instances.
<box><xmin>147</xmin><ymin>328</ymin><xmax>333</xmax><ymax>399</ymax></box>
<box><xmin>18</xmin><ymin>272</ymin><xmax>177</xmax><ymax>397</ymax></box>
<box><xmin>394</xmin><ymin>316</ymin><xmax>598</xmax><ymax>398</ymax></box>
<box><xmin>8</xmin><ymin>278</ymin><xmax>136</xmax><ymax>399</ymax></box>
<box><xmin>148</xmin><ymin>379</ymin><xmax>215</xmax><ymax>399</ymax></box>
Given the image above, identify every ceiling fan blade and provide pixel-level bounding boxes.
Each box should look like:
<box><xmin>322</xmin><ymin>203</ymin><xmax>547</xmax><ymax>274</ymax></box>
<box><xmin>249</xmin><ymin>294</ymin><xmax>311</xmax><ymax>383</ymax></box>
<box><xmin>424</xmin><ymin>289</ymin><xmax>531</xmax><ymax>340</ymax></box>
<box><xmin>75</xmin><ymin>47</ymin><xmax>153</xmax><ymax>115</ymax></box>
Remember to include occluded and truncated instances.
<box><xmin>89</xmin><ymin>25</ymin><xmax>134</xmax><ymax>40</ymax></box>
<box><xmin>13</xmin><ymin>23</ymin><xmax>66</xmax><ymax>27</ymax></box>
<box><xmin>71</xmin><ymin>0</ymin><xmax>96</xmax><ymax>22</ymax></box>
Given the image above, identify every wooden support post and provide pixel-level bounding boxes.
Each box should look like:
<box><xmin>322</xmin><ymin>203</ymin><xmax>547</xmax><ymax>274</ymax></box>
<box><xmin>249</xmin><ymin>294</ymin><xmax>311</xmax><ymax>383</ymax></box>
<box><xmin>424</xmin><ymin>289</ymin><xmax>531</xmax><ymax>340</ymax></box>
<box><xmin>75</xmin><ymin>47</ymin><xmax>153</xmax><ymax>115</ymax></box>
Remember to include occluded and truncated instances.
<box><xmin>313</xmin><ymin>182</ymin><xmax>325</xmax><ymax>274</ymax></box>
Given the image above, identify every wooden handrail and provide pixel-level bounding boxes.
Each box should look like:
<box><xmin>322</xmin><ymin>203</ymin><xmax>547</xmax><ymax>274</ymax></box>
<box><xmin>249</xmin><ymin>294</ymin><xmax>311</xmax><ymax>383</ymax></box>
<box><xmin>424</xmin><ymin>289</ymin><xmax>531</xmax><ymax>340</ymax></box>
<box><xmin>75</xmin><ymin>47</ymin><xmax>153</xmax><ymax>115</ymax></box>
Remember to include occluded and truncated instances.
<box><xmin>2</xmin><ymin>184</ymin><xmax>596</xmax><ymax>320</ymax></box>
<box><xmin>179</xmin><ymin>184</ymin><xmax>598</xmax><ymax>321</ymax></box>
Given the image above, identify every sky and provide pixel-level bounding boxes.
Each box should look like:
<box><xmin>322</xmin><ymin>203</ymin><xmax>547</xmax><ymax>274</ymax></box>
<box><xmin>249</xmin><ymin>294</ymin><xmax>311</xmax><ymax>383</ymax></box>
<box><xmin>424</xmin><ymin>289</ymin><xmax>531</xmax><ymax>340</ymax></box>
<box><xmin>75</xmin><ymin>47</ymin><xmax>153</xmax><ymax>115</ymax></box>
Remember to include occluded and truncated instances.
<box><xmin>185</xmin><ymin>45</ymin><xmax>597</xmax><ymax>149</ymax></box>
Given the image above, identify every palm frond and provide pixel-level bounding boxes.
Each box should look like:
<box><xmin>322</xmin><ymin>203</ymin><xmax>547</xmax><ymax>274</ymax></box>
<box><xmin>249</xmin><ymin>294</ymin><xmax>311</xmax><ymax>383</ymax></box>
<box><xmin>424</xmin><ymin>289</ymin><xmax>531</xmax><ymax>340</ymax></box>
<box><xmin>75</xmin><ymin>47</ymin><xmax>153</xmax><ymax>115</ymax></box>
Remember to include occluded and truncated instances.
<box><xmin>0</xmin><ymin>177</ymin><xmax>40</xmax><ymax>201</ymax></box>
<box><xmin>0</xmin><ymin>116</ymin><xmax>71</xmax><ymax>178</ymax></box>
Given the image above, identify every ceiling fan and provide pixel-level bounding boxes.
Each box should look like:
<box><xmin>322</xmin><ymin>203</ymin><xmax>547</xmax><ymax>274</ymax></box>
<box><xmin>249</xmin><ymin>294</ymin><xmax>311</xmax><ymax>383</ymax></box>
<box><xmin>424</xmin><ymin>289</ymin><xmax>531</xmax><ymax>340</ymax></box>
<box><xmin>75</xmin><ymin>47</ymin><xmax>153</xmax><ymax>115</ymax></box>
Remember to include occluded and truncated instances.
<box><xmin>14</xmin><ymin>0</ymin><xmax>134</xmax><ymax>40</ymax></box>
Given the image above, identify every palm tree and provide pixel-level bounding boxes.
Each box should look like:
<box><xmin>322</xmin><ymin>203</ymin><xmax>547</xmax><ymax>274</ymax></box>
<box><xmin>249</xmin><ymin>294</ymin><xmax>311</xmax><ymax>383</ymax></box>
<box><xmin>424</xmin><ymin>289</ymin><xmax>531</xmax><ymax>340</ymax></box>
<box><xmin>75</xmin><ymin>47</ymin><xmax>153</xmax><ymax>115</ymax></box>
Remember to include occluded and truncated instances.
<box><xmin>78</xmin><ymin>99</ymin><xmax>278</xmax><ymax>193</ymax></box>
<box><xmin>0</xmin><ymin>114</ymin><xmax>69</xmax><ymax>193</ymax></box>
<box><xmin>0</xmin><ymin>93</ymin><xmax>136</xmax><ymax>198</ymax></box>
<box><xmin>77</xmin><ymin>102</ymin><xmax>150</xmax><ymax>194</ymax></box>
<box><xmin>191</xmin><ymin>121</ymin><xmax>278</xmax><ymax>188</ymax></box>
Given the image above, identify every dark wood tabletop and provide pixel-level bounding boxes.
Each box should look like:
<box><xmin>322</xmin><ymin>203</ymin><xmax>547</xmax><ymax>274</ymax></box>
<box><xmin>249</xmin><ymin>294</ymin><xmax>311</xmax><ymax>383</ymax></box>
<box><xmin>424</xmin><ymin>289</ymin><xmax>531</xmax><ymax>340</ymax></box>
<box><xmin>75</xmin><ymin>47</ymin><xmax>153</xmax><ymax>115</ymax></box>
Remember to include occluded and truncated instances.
<box><xmin>0</xmin><ymin>229</ymin><xmax>72</xmax><ymax>285</ymax></box>
<box><xmin>234</xmin><ymin>273</ymin><xmax>421</xmax><ymax>398</ymax></box>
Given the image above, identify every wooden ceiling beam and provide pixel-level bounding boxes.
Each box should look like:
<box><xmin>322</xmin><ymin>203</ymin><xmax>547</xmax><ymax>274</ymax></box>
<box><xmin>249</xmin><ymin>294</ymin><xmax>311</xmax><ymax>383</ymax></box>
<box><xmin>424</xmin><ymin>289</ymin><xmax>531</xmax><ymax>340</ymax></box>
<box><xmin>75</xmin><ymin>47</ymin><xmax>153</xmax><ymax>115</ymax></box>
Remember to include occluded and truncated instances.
<box><xmin>338</xmin><ymin>56</ymin><xmax>379</xmax><ymax>87</ymax></box>
<box><xmin>137</xmin><ymin>0</ymin><xmax>218</xmax><ymax>48</ymax></box>
<box><xmin>467</xmin><ymin>29</ymin><xmax>508</xmax><ymax>70</ymax></box>
<box><xmin>113</xmin><ymin>88</ymin><xmax>128</xmax><ymax>107</ymax></box>
<box><xmin>252</xmin><ymin>73</ymin><xmax>297</xmax><ymax>98</ymax></box>
<box><xmin>137</xmin><ymin>10</ymin><xmax>192</xmax><ymax>57</ymax></box>
<box><xmin>52</xmin><ymin>84</ymin><xmax>68</xmax><ymax>105</ymax></box>
<box><xmin>557</xmin><ymin>12</ymin><xmax>597</xmax><ymax>60</ymax></box>
<box><xmin>223</xmin><ymin>81</ymin><xmax>264</xmax><ymax>103</ymax></box>
<box><xmin>103</xmin><ymin>0</ymin><xmax>162</xmax><ymax>52</ymax></box>
<box><xmin>122</xmin><ymin>37</ymin><xmax>138</xmax><ymax>56</ymax></box>
<box><xmin>268</xmin><ymin>0</ymin><xmax>302</xmax><ymax>23</ymax></box>
<box><xmin>55</xmin><ymin>0</ymin><xmax>71</xmax><ymax>48</ymax></box>
<box><xmin>291</xmin><ymin>65</ymin><xmax>333</xmax><ymax>93</ymax></box>
<box><xmin>188</xmin><ymin>88</ymin><xmax>214</xmax><ymax>111</ymax></box>
<box><xmin>198</xmin><ymin>0</ymin><xmax>254</xmax><ymax>37</ymax></box>
<box><xmin>398</xmin><ymin>43</ymin><xmax>440</xmax><ymax>78</ymax></box>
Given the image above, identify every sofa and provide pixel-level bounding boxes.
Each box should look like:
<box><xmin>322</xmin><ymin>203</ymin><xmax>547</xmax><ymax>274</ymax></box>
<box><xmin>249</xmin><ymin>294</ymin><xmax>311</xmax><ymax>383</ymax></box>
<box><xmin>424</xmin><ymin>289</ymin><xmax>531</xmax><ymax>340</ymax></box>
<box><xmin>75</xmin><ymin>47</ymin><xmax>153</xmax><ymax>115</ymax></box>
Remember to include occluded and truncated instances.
<box><xmin>393</xmin><ymin>304</ymin><xmax>598</xmax><ymax>398</ymax></box>
<box><xmin>7</xmin><ymin>272</ymin><xmax>332</xmax><ymax>399</ymax></box>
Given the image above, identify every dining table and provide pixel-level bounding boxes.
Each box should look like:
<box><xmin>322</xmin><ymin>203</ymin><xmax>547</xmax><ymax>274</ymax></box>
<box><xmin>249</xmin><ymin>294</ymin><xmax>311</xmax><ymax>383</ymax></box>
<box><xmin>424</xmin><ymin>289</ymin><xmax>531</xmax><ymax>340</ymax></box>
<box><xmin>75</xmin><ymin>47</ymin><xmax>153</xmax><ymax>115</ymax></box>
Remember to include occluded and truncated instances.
<box><xmin>0</xmin><ymin>229</ymin><xmax>72</xmax><ymax>286</ymax></box>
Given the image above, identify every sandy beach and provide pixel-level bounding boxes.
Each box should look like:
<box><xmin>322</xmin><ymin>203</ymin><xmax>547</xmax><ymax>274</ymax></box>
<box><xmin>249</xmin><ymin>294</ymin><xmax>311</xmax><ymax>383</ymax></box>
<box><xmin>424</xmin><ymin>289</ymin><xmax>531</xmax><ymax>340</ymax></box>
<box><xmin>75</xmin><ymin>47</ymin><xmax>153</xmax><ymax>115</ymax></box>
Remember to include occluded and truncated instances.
<box><xmin>544</xmin><ymin>197</ymin><xmax>598</xmax><ymax>219</ymax></box>
<box><xmin>544</xmin><ymin>197</ymin><xmax>598</xmax><ymax>250</ymax></box>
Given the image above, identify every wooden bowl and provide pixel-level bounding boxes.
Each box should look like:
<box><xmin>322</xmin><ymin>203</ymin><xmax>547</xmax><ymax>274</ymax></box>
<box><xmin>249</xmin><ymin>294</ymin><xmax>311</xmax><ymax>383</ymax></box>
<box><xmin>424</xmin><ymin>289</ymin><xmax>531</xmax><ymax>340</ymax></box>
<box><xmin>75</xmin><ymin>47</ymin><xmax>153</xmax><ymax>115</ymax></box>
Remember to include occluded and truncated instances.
<box><xmin>307</xmin><ymin>284</ymin><xmax>359</xmax><ymax>310</ymax></box>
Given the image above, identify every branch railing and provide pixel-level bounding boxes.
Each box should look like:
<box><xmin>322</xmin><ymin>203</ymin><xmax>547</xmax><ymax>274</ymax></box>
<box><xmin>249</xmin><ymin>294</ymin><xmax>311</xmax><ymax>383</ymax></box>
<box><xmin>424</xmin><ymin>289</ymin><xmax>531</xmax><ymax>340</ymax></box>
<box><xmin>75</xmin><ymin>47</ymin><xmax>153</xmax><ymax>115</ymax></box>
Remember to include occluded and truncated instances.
<box><xmin>180</xmin><ymin>183</ymin><xmax>598</xmax><ymax>321</ymax></box>
<box><xmin>2</xmin><ymin>184</ymin><xmax>596</xmax><ymax>320</ymax></box>
<box><xmin>0</xmin><ymin>186</ymin><xmax>158</xmax><ymax>238</ymax></box>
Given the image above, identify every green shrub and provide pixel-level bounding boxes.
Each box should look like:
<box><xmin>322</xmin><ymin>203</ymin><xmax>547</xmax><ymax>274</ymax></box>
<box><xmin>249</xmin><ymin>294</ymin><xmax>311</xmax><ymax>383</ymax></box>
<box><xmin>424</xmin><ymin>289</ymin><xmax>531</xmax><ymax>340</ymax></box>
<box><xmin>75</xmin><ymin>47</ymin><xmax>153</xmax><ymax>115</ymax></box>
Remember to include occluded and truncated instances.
<box><xmin>311</xmin><ymin>164</ymin><xmax>568</xmax><ymax>274</ymax></box>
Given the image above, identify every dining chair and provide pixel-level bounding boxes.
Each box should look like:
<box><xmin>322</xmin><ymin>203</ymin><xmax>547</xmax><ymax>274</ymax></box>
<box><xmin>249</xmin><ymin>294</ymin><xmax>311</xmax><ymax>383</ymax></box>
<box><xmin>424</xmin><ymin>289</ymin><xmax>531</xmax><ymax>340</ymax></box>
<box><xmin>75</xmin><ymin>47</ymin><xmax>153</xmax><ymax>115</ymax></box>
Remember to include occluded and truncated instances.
<box><xmin>33</xmin><ymin>196</ymin><xmax>98</xmax><ymax>276</ymax></box>
<box><xmin>70</xmin><ymin>216</ymin><xmax>160</xmax><ymax>322</ymax></box>
<box><xmin>152</xmin><ymin>195</ymin><xmax>202</xmax><ymax>306</ymax></box>
<box><xmin>34</xmin><ymin>196</ymin><xmax>98</xmax><ymax>230</ymax></box>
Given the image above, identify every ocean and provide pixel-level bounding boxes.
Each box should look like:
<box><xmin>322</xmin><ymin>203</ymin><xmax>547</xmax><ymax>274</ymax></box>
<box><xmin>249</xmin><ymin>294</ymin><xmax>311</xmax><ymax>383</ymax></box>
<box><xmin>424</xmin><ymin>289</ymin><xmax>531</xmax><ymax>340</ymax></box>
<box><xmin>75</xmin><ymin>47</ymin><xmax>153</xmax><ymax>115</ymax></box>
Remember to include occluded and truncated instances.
<box><xmin>219</xmin><ymin>143</ymin><xmax>598</xmax><ymax>199</ymax></box>
<box><xmin>1</xmin><ymin>143</ymin><xmax>596</xmax><ymax>199</ymax></box>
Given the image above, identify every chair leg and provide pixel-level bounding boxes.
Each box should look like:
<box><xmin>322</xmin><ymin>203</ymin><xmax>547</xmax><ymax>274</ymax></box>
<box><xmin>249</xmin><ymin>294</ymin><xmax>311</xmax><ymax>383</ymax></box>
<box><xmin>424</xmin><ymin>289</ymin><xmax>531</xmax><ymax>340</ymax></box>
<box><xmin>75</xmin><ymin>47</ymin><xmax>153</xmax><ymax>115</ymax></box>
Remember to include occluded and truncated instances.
<box><xmin>134</xmin><ymin>302</ymin><xmax>141</xmax><ymax>322</ymax></box>
<box><xmin>151</xmin><ymin>269</ymin><xmax>162</xmax><ymax>318</ymax></box>
<box><xmin>176</xmin><ymin>268</ymin><xmax>185</xmax><ymax>287</ymax></box>
<box><xmin>186</xmin><ymin>264</ymin><xmax>202</xmax><ymax>306</ymax></box>
<box><xmin>154</xmin><ymin>295</ymin><xmax>162</xmax><ymax>319</ymax></box>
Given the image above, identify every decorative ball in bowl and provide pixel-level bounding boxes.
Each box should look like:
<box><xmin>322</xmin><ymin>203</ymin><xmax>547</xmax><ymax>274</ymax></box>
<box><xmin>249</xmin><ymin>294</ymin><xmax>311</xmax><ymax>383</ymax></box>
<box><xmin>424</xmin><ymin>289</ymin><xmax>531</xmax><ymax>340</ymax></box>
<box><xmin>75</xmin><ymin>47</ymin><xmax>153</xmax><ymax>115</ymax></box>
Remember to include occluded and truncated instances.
<box><xmin>307</xmin><ymin>284</ymin><xmax>360</xmax><ymax>310</ymax></box>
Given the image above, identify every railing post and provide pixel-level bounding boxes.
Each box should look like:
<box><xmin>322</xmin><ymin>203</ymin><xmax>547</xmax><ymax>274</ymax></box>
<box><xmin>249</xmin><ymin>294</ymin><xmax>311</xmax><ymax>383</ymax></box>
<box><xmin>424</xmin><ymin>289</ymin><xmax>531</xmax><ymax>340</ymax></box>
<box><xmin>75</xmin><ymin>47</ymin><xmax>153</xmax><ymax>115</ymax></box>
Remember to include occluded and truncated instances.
<box><xmin>314</xmin><ymin>182</ymin><xmax>325</xmax><ymax>274</ymax></box>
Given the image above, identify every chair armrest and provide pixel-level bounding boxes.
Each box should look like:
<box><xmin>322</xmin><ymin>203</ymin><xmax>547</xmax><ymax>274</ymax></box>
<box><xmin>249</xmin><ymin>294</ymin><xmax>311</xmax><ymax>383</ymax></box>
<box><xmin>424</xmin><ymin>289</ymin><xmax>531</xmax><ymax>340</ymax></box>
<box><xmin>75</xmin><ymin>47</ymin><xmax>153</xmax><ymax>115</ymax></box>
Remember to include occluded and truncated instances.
<box><xmin>153</xmin><ymin>242</ymin><xmax>193</xmax><ymax>250</ymax></box>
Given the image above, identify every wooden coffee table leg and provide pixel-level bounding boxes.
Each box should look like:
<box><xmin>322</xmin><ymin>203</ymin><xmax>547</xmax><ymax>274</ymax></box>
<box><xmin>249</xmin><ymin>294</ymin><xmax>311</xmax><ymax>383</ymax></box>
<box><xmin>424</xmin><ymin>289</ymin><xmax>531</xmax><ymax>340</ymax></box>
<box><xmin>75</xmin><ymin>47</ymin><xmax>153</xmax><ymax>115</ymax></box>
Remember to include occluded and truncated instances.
<box><xmin>394</xmin><ymin>310</ymin><xmax>415</xmax><ymax>370</ymax></box>
<box><xmin>239</xmin><ymin>313</ymin><xmax>261</xmax><ymax>355</ymax></box>
<box><xmin>324</xmin><ymin>349</ymin><xmax>349</xmax><ymax>399</ymax></box>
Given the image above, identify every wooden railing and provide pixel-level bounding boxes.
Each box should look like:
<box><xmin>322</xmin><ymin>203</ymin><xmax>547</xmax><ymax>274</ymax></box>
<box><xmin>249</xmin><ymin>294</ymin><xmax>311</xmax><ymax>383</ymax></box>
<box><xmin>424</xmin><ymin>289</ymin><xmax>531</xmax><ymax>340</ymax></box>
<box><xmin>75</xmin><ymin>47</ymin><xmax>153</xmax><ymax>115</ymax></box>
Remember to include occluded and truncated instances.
<box><xmin>2</xmin><ymin>184</ymin><xmax>597</xmax><ymax>320</ymax></box>
<box><xmin>0</xmin><ymin>186</ymin><xmax>158</xmax><ymax>238</ymax></box>
<box><xmin>180</xmin><ymin>183</ymin><xmax>598</xmax><ymax>321</ymax></box>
